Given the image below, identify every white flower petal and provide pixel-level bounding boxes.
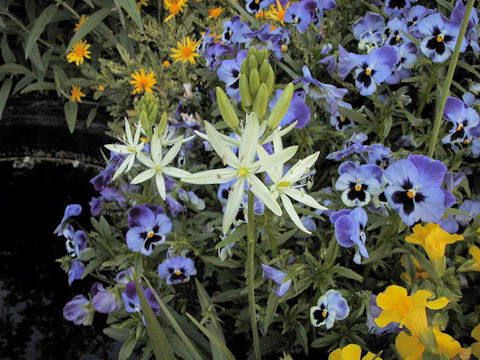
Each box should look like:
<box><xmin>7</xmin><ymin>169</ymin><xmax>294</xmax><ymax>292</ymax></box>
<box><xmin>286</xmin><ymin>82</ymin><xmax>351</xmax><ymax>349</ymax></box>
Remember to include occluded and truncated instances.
<box><xmin>105</xmin><ymin>144</ymin><xmax>129</xmax><ymax>155</ymax></box>
<box><xmin>281</xmin><ymin>193</ymin><xmax>311</xmax><ymax>234</ymax></box>
<box><xmin>282</xmin><ymin>152</ymin><xmax>319</xmax><ymax>183</ymax></box>
<box><xmin>252</xmin><ymin>146</ymin><xmax>298</xmax><ymax>173</ymax></box>
<box><xmin>150</xmin><ymin>133</ymin><xmax>162</xmax><ymax>164</ymax></box>
<box><xmin>223</xmin><ymin>178</ymin><xmax>245</xmax><ymax>233</ymax></box>
<box><xmin>163</xmin><ymin>166</ymin><xmax>190</xmax><ymax>178</ymax></box>
<box><xmin>284</xmin><ymin>188</ymin><xmax>327</xmax><ymax>210</ymax></box>
<box><xmin>238</xmin><ymin>113</ymin><xmax>259</xmax><ymax>165</ymax></box>
<box><xmin>133</xmin><ymin>120</ymin><xmax>142</xmax><ymax>145</ymax></box>
<box><xmin>182</xmin><ymin>168</ymin><xmax>237</xmax><ymax>184</ymax></box>
<box><xmin>124</xmin><ymin>154</ymin><xmax>136</xmax><ymax>173</ymax></box>
<box><xmin>256</xmin><ymin>144</ymin><xmax>280</xmax><ymax>183</ymax></box>
<box><xmin>131</xmin><ymin>168</ymin><xmax>156</xmax><ymax>184</ymax></box>
<box><xmin>137</xmin><ymin>152</ymin><xmax>155</xmax><ymax>168</ymax></box>
<box><xmin>204</xmin><ymin>122</ymin><xmax>240</xmax><ymax>168</ymax></box>
<box><xmin>124</xmin><ymin>118</ymin><xmax>133</xmax><ymax>144</ymax></box>
<box><xmin>272</xmin><ymin>129</ymin><xmax>283</xmax><ymax>153</ymax></box>
<box><xmin>262</xmin><ymin>121</ymin><xmax>297</xmax><ymax>144</ymax></box>
<box><xmin>155</xmin><ymin>173</ymin><xmax>166</xmax><ymax>200</ymax></box>
<box><xmin>194</xmin><ymin>130</ymin><xmax>239</xmax><ymax>146</ymax></box>
<box><xmin>247</xmin><ymin>174</ymin><xmax>281</xmax><ymax>215</ymax></box>
<box><xmin>162</xmin><ymin>136</ymin><xmax>183</xmax><ymax>166</ymax></box>
<box><xmin>112</xmin><ymin>154</ymin><xmax>131</xmax><ymax>180</ymax></box>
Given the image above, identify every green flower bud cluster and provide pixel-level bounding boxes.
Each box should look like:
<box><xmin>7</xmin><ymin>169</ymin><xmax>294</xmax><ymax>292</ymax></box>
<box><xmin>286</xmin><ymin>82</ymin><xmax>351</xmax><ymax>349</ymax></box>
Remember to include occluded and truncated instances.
<box><xmin>136</xmin><ymin>93</ymin><xmax>160</xmax><ymax>137</ymax></box>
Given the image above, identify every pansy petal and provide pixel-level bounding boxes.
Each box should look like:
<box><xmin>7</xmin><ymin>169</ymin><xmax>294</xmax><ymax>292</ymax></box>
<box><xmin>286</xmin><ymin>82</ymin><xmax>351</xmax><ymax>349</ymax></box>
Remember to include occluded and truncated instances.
<box><xmin>341</xmin><ymin>344</ymin><xmax>362</xmax><ymax>359</ymax></box>
<box><xmin>426</xmin><ymin>297</ymin><xmax>449</xmax><ymax>310</ymax></box>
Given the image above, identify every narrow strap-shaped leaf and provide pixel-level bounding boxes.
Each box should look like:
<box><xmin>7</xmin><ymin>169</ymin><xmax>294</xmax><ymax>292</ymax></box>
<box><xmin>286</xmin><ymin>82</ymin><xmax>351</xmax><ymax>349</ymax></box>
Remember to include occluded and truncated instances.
<box><xmin>25</xmin><ymin>4</ymin><xmax>57</xmax><ymax>59</ymax></box>
<box><xmin>263</xmin><ymin>291</ymin><xmax>279</xmax><ymax>335</ymax></box>
<box><xmin>64</xmin><ymin>101</ymin><xmax>78</xmax><ymax>134</ymax></box>
<box><xmin>186</xmin><ymin>313</ymin><xmax>236</xmax><ymax>360</ymax></box>
<box><xmin>66</xmin><ymin>7</ymin><xmax>112</xmax><ymax>52</ymax></box>
<box><xmin>0</xmin><ymin>78</ymin><xmax>13</xmax><ymax>120</ymax></box>
<box><xmin>134</xmin><ymin>275</ymin><xmax>176</xmax><ymax>360</ymax></box>
<box><xmin>116</xmin><ymin>0</ymin><xmax>143</xmax><ymax>31</ymax></box>
<box><xmin>143</xmin><ymin>276</ymin><xmax>205</xmax><ymax>360</ymax></box>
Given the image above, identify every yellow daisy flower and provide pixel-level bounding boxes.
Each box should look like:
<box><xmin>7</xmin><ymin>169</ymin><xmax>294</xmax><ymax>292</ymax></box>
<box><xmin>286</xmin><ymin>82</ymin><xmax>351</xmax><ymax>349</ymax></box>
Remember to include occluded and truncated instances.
<box><xmin>208</xmin><ymin>7</ymin><xmax>223</xmax><ymax>19</ymax></box>
<box><xmin>130</xmin><ymin>69</ymin><xmax>157</xmax><ymax>94</ymax></box>
<box><xmin>164</xmin><ymin>0</ymin><xmax>188</xmax><ymax>22</ymax></box>
<box><xmin>70</xmin><ymin>85</ymin><xmax>86</xmax><ymax>103</ymax></box>
<box><xmin>170</xmin><ymin>37</ymin><xmax>201</xmax><ymax>64</ymax></box>
<box><xmin>265</xmin><ymin>0</ymin><xmax>291</xmax><ymax>23</ymax></box>
<box><xmin>97</xmin><ymin>85</ymin><xmax>105</xmax><ymax>91</ymax></box>
<box><xmin>66</xmin><ymin>40</ymin><xmax>91</xmax><ymax>66</ymax></box>
<box><xmin>74</xmin><ymin>15</ymin><xmax>88</xmax><ymax>33</ymax></box>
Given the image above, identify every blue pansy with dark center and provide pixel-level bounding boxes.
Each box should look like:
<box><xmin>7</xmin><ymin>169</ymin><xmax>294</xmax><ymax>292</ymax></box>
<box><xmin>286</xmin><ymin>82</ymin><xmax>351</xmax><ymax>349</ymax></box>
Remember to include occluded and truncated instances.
<box><xmin>284</xmin><ymin>1</ymin><xmax>313</xmax><ymax>33</ymax></box>
<box><xmin>384</xmin><ymin>155</ymin><xmax>455</xmax><ymax>225</ymax></box>
<box><xmin>366</xmin><ymin>144</ymin><xmax>392</xmax><ymax>169</ymax></box>
<box><xmin>63</xmin><ymin>225</ymin><xmax>87</xmax><ymax>258</ymax></box>
<box><xmin>417</xmin><ymin>13</ymin><xmax>463</xmax><ymax>63</ymax></box>
<box><xmin>310</xmin><ymin>290</ymin><xmax>350</xmax><ymax>329</ymax></box>
<box><xmin>330</xmin><ymin>207</ymin><xmax>369</xmax><ymax>264</ymax></box>
<box><xmin>91</xmin><ymin>282</ymin><xmax>120</xmax><ymax>314</ymax></box>
<box><xmin>122</xmin><ymin>282</ymin><xmax>160</xmax><ymax>318</ymax></box>
<box><xmin>126</xmin><ymin>205</ymin><xmax>172</xmax><ymax>256</ymax></box>
<box><xmin>68</xmin><ymin>260</ymin><xmax>85</xmax><ymax>285</ymax></box>
<box><xmin>63</xmin><ymin>295</ymin><xmax>92</xmax><ymax>326</ymax></box>
<box><xmin>384</xmin><ymin>0</ymin><xmax>414</xmax><ymax>18</ymax></box>
<box><xmin>245</xmin><ymin>0</ymin><xmax>272</xmax><ymax>15</ymax></box>
<box><xmin>221</xmin><ymin>16</ymin><xmax>252</xmax><ymax>45</ymax></box>
<box><xmin>158</xmin><ymin>256</ymin><xmax>197</xmax><ymax>285</ymax></box>
<box><xmin>335</xmin><ymin>161</ymin><xmax>383</xmax><ymax>207</ymax></box>
<box><xmin>442</xmin><ymin>96</ymin><xmax>480</xmax><ymax>149</ymax></box>
<box><xmin>326</xmin><ymin>133</ymin><xmax>369</xmax><ymax>161</ymax></box>
<box><xmin>450</xmin><ymin>0</ymin><xmax>479</xmax><ymax>51</ymax></box>
<box><xmin>261</xmin><ymin>264</ymin><xmax>292</xmax><ymax>297</ymax></box>
<box><xmin>217</xmin><ymin>50</ymin><xmax>247</xmax><ymax>101</ymax></box>
<box><xmin>404</xmin><ymin>5</ymin><xmax>435</xmax><ymax>38</ymax></box>
<box><xmin>386</xmin><ymin>42</ymin><xmax>418</xmax><ymax>84</ymax></box>
<box><xmin>54</xmin><ymin>204</ymin><xmax>82</xmax><ymax>236</ymax></box>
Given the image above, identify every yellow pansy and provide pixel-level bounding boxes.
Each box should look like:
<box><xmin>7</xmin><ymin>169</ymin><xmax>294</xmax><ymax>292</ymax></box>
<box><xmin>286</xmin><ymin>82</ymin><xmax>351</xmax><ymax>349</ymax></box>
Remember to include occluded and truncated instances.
<box><xmin>470</xmin><ymin>324</ymin><xmax>480</xmax><ymax>357</ymax></box>
<box><xmin>328</xmin><ymin>344</ymin><xmax>381</xmax><ymax>360</ymax></box>
<box><xmin>395</xmin><ymin>328</ymin><xmax>463</xmax><ymax>359</ymax></box>
<box><xmin>406</xmin><ymin>223</ymin><xmax>463</xmax><ymax>260</ymax></box>
<box><xmin>460</xmin><ymin>245</ymin><xmax>480</xmax><ymax>272</ymax></box>
<box><xmin>375</xmin><ymin>285</ymin><xmax>449</xmax><ymax>337</ymax></box>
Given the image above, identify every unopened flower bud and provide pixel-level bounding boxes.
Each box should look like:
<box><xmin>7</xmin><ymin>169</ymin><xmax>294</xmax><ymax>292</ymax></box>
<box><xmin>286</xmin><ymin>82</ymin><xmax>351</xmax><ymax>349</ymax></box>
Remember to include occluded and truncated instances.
<box><xmin>216</xmin><ymin>87</ymin><xmax>239</xmax><ymax>129</ymax></box>
<box><xmin>267</xmin><ymin>83</ymin><xmax>294</xmax><ymax>129</ymax></box>
<box><xmin>252</xmin><ymin>83</ymin><xmax>269</xmax><ymax>120</ymax></box>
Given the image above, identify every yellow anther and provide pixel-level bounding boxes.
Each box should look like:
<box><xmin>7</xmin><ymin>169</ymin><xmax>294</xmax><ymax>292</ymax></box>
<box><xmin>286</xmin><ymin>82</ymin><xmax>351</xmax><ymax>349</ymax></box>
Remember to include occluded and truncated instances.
<box><xmin>238</xmin><ymin>168</ymin><xmax>249</xmax><ymax>177</ymax></box>
<box><xmin>457</xmin><ymin>125</ymin><xmax>463</xmax><ymax>131</ymax></box>
<box><xmin>407</xmin><ymin>190</ymin><xmax>415</xmax><ymax>199</ymax></box>
<box><xmin>174</xmin><ymin>269</ymin><xmax>181</xmax><ymax>275</ymax></box>
<box><xmin>155</xmin><ymin>165</ymin><xmax>162</xmax><ymax>172</ymax></box>
<box><xmin>355</xmin><ymin>184</ymin><xmax>362</xmax><ymax>191</ymax></box>
<box><xmin>281</xmin><ymin>44</ymin><xmax>288</xmax><ymax>52</ymax></box>
<box><xmin>437</xmin><ymin>34</ymin><xmax>444</xmax><ymax>42</ymax></box>
<box><xmin>322</xmin><ymin>310</ymin><xmax>327</xmax><ymax>318</ymax></box>
<box><xmin>365</xmin><ymin>68</ymin><xmax>371</xmax><ymax>76</ymax></box>
<box><xmin>277</xmin><ymin>181</ymin><xmax>292</xmax><ymax>188</ymax></box>
<box><xmin>340</xmin><ymin>116</ymin><xmax>346</xmax><ymax>123</ymax></box>
<box><xmin>147</xmin><ymin>231</ymin><xmax>154</xmax><ymax>238</ymax></box>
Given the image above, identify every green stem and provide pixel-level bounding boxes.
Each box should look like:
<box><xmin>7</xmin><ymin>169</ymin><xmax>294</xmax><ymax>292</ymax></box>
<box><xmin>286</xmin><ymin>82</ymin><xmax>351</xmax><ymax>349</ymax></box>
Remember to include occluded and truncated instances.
<box><xmin>247</xmin><ymin>191</ymin><xmax>261</xmax><ymax>360</ymax></box>
<box><xmin>427</xmin><ymin>0</ymin><xmax>476</xmax><ymax>158</ymax></box>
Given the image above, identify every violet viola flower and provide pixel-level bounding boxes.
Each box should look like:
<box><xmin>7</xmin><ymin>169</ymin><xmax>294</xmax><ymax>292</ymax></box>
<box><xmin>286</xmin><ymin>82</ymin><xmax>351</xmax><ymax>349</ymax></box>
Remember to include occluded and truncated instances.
<box><xmin>166</xmin><ymin>194</ymin><xmax>184</xmax><ymax>217</ymax></box>
<box><xmin>68</xmin><ymin>260</ymin><xmax>85</xmax><ymax>285</ymax></box>
<box><xmin>116</xmin><ymin>269</ymin><xmax>134</xmax><ymax>285</ymax></box>
<box><xmin>63</xmin><ymin>295</ymin><xmax>92</xmax><ymax>326</ymax></box>
<box><xmin>335</xmin><ymin>162</ymin><xmax>383</xmax><ymax>207</ymax></box>
<box><xmin>326</xmin><ymin>133</ymin><xmax>369</xmax><ymax>161</ymax></box>
<box><xmin>126</xmin><ymin>205</ymin><xmax>172</xmax><ymax>256</ymax></box>
<box><xmin>122</xmin><ymin>282</ymin><xmax>160</xmax><ymax>316</ymax></box>
<box><xmin>91</xmin><ymin>283</ymin><xmax>121</xmax><ymax>314</ymax></box>
<box><xmin>351</xmin><ymin>12</ymin><xmax>385</xmax><ymax>51</ymax></box>
<box><xmin>442</xmin><ymin>96</ymin><xmax>480</xmax><ymax>148</ymax></box>
<box><xmin>63</xmin><ymin>225</ymin><xmax>87</xmax><ymax>258</ymax></box>
<box><xmin>310</xmin><ymin>0</ymin><xmax>337</xmax><ymax>26</ymax></box>
<box><xmin>339</xmin><ymin>46</ymin><xmax>398</xmax><ymax>96</ymax></box>
<box><xmin>157</xmin><ymin>256</ymin><xmax>197</xmax><ymax>285</ymax></box>
<box><xmin>367</xmin><ymin>294</ymin><xmax>401</xmax><ymax>334</ymax></box>
<box><xmin>221</xmin><ymin>16</ymin><xmax>252</xmax><ymax>45</ymax></box>
<box><xmin>217</xmin><ymin>50</ymin><xmax>247</xmax><ymax>102</ymax></box>
<box><xmin>384</xmin><ymin>0</ymin><xmax>414</xmax><ymax>18</ymax></box>
<box><xmin>203</xmin><ymin>43</ymin><xmax>234</xmax><ymax>70</ymax></box>
<box><xmin>450</xmin><ymin>0</ymin><xmax>479</xmax><ymax>51</ymax></box>
<box><xmin>404</xmin><ymin>5</ymin><xmax>435</xmax><ymax>38</ymax></box>
<box><xmin>268</xmin><ymin>90</ymin><xmax>311</xmax><ymax>129</ymax></box>
<box><xmin>387</xmin><ymin>42</ymin><xmax>418</xmax><ymax>84</ymax></box>
<box><xmin>456</xmin><ymin>198</ymin><xmax>480</xmax><ymax>226</ymax></box>
<box><xmin>261</xmin><ymin>264</ymin><xmax>292</xmax><ymax>297</ymax></box>
<box><xmin>330</xmin><ymin>207</ymin><xmax>369</xmax><ymax>264</ymax></box>
<box><xmin>310</xmin><ymin>290</ymin><xmax>350</xmax><ymax>329</ymax></box>
<box><xmin>54</xmin><ymin>204</ymin><xmax>82</xmax><ymax>236</ymax></box>
<box><xmin>418</xmin><ymin>13</ymin><xmax>463</xmax><ymax>63</ymax></box>
<box><xmin>385</xmin><ymin>18</ymin><xmax>410</xmax><ymax>46</ymax></box>
<box><xmin>284</xmin><ymin>2</ymin><xmax>313</xmax><ymax>33</ymax></box>
<box><xmin>384</xmin><ymin>155</ymin><xmax>455</xmax><ymax>225</ymax></box>
<box><xmin>245</xmin><ymin>0</ymin><xmax>271</xmax><ymax>15</ymax></box>
<box><xmin>366</xmin><ymin>144</ymin><xmax>392</xmax><ymax>169</ymax></box>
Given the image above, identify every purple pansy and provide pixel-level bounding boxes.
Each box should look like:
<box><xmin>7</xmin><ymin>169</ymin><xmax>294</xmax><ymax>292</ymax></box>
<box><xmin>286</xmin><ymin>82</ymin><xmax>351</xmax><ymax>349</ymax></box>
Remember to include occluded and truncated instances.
<box><xmin>126</xmin><ymin>205</ymin><xmax>172</xmax><ymax>256</ymax></box>
<box><xmin>330</xmin><ymin>207</ymin><xmax>369</xmax><ymax>264</ymax></box>
<box><xmin>68</xmin><ymin>260</ymin><xmax>85</xmax><ymax>285</ymax></box>
<box><xmin>365</xmin><ymin>144</ymin><xmax>392</xmax><ymax>169</ymax></box>
<box><xmin>222</xmin><ymin>16</ymin><xmax>252</xmax><ymax>45</ymax></box>
<box><xmin>387</xmin><ymin>42</ymin><xmax>418</xmax><ymax>84</ymax></box>
<box><xmin>54</xmin><ymin>204</ymin><xmax>82</xmax><ymax>236</ymax></box>
<box><xmin>268</xmin><ymin>89</ymin><xmax>311</xmax><ymax>129</ymax></box>
<box><xmin>261</xmin><ymin>264</ymin><xmax>292</xmax><ymax>297</ymax></box>
<box><xmin>384</xmin><ymin>155</ymin><xmax>454</xmax><ymax>225</ymax></box>
<box><xmin>418</xmin><ymin>13</ymin><xmax>463</xmax><ymax>63</ymax></box>
<box><xmin>339</xmin><ymin>46</ymin><xmax>398</xmax><ymax>96</ymax></box>
<box><xmin>166</xmin><ymin>194</ymin><xmax>184</xmax><ymax>217</ymax></box>
<box><xmin>116</xmin><ymin>269</ymin><xmax>134</xmax><ymax>285</ymax></box>
<box><xmin>385</xmin><ymin>18</ymin><xmax>409</xmax><ymax>46</ymax></box>
<box><xmin>310</xmin><ymin>290</ymin><xmax>350</xmax><ymax>329</ymax></box>
<box><xmin>351</xmin><ymin>12</ymin><xmax>385</xmax><ymax>51</ymax></box>
<box><xmin>63</xmin><ymin>225</ymin><xmax>87</xmax><ymax>258</ymax></box>
<box><xmin>203</xmin><ymin>43</ymin><xmax>234</xmax><ymax>70</ymax></box>
<box><xmin>217</xmin><ymin>50</ymin><xmax>247</xmax><ymax>101</ymax></box>
<box><xmin>450</xmin><ymin>0</ymin><xmax>479</xmax><ymax>51</ymax></box>
<box><xmin>91</xmin><ymin>283</ymin><xmax>121</xmax><ymax>314</ymax></box>
<box><xmin>122</xmin><ymin>282</ymin><xmax>160</xmax><ymax>317</ymax></box>
<box><xmin>456</xmin><ymin>198</ymin><xmax>480</xmax><ymax>226</ymax></box>
<box><xmin>404</xmin><ymin>5</ymin><xmax>435</xmax><ymax>38</ymax></box>
<box><xmin>442</xmin><ymin>96</ymin><xmax>480</xmax><ymax>148</ymax></box>
<box><xmin>384</xmin><ymin>0</ymin><xmax>415</xmax><ymax>18</ymax></box>
<box><xmin>245</xmin><ymin>0</ymin><xmax>272</xmax><ymax>14</ymax></box>
<box><xmin>157</xmin><ymin>256</ymin><xmax>197</xmax><ymax>285</ymax></box>
<box><xmin>63</xmin><ymin>295</ymin><xmax>92</xmax><ymax>326</ymax></box>
<box><xmin>335</xmin><ymin>162</ymin><xmax>383</xmax><ymax>207</ymax></box>
<box><xmin>326</xmin><ymin>133</ymin><xmax>369</xmax><ymax>161</ymax></box>
<box><xmin>284</xmin><ymin>2</ymin><xmax>313</xmax><ymax>33</ymax></box>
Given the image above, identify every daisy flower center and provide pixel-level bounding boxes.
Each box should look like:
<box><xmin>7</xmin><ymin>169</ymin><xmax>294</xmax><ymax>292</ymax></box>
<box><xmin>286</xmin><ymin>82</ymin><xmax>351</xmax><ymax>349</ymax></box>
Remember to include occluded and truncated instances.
<box><xmin>182</xmin><ymin>46</ymin><xmax>193</xmax><ymax>58</ymax></box>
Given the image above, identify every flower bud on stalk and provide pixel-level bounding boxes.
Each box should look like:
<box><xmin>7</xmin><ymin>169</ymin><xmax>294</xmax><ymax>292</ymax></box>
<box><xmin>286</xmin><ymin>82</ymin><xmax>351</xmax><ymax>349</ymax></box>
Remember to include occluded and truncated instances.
<box><xmin>256</xmin><ymin>48</ymin><xmax>268</xmax><ymax>64</ymax></box>
<box><xmin>157</xmin><ymin>112</ymin><xmax>168</xmax><ymax>135</ymax></box>
<box><xmin>252</xmin><ymin>83</ymin><xmax>269</xmax><ymax>120</ymax></box>
<box><xmin>265</xmin><ymin>66</ymin><xmax>275</xmax><ymax>95</ymax></box>
<box><xmin>259</xmin><ymin>60</ymin><xmax>269</xmax><ymax>82</ymax></box>
<box><xmin>267</xmin><ymin>83</ymin><xmax>294</xmax><ymax>129</ymax></box>
<box><xmin>216</xmin><ymin>87</ymin><xmax>239</xmax><ymax>130</ymax></box>
<box><xmin>248</xmin><ymin>55</ymin><xmax>258</xmax><ymax>73</ymax></box>
<box><xmin>239</xmin><ymin>74</ymin><xmax>252</xmax><ymax>109</ymax></box>
<box><xmin>249</xmin><ymin>69</ymin><xmax>260</xmax><ymax>96</ymax></box>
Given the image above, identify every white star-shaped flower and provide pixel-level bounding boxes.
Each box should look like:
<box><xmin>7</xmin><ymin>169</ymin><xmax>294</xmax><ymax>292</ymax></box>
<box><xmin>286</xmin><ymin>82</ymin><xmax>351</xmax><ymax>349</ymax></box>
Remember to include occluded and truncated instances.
<box><xmin>131</xmin><ymin>131</ymin><xmax>190</xmax><ymax>200</ymax></box>
<box><xmin>258</xmin><ymin>131</ymin><xmax>327</xmax><ymax>234</ymax></box>
<box><xmin>182</xmin><ymin>113</ymin><xmax>298</xmax><ymax>233</ymax></box>
<box><xmin>105</xmin><ymin>118</ymin><xmax>144</xmax><ymax>180</ymax></box>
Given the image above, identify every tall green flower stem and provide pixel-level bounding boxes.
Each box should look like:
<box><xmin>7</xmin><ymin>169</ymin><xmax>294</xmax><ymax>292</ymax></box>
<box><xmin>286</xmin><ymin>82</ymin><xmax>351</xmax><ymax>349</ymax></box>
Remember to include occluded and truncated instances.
<box><xmin>247</xmin><ymin>191</ymin><xmax>261</xmax><ymax>360</ymax></box>
<box><xmin>427</xmin><ymin>0</ymin><xmax>476</xmax><ymax>158</ymax></box>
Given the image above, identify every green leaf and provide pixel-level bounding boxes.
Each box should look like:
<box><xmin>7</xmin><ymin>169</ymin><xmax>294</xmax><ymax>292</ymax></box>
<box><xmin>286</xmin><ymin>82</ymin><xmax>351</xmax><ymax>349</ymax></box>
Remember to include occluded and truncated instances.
<box><xmin>215</xmin><ymin>224</ymin><xmax>246</xmax><ymax>249</ymax></box>
<box><xmin>186</xmin><ymin>313</ymin><xmax>236</xmax><ymax>360</ymax></box>
<box><xmin>134</xmin><ymin>275</ymin><xmax>176</xmax><ymax>360</ymax></box>
<box><xmin>66</xmin><ymin>7</ymin><xmax>112</xmax><ymax>52</ymax></box>
<box><xmin>118</xmin><ymin>334</ymin><xmax>137</xmax><ymax>360</ymax></box>
<box><xmin>0</xmin><ymin>63</ymin><xmax>34</xmax><ymax>77</ymax></box>
<box><xmin>103</xmin><ymin>326</ymin><xmax>130</xmax><ymax>341</ymax></box>
<box><xmin>116</xmin><ymin>0</ymin><xmax>143</xmax><ymax>31</ymax></box>
<box><xmin>2</xmin><ymin>34</ymin><xmax>16</xmax><ymax>63</ymax></box>
<box><xmin>0</xmin><ymin>78</ymin><xmax>12</xmax><ymax>120</ymax></box>
<box><xmin>311</xmin><ymin>333</ymin><xmax>339</xmax><ymax>348</ymax></box>
<box><xmin>25</xmin><ymin>4</ymin><xmax>57</xmax><ymax>59</ymax></box>
<box><xmin>338</xmin><ymin>106</ymin><xmax>369</xmax><ymax>125</ymax></box>
<box><xmin>383</xmin><ymin>114</ymin><xmax>392</xmax><ymax>138</ymax></box>
<box><xmin>20</xmin><ymin>81</ymin><xmax>56</xmax><ymax>93</ymax></box>
<box><xmin>86</xmin><ymin>106</ymin><xmax>98</xmax><ymax>128</ymax></box>
<box><xmin>142</xmin><ymin>277</ymin><xmax>204</xmax><ymax>360</ymax></box>
<box><xmin>444</xmin><ymin>207</ymin><xmax>471</xmax><ymax>217</ymax></box>
<box><xmin>64</xmin><ymin>101</ymin><xmax>78</xmax><ymax>133</ymax></box>
<box><xmin>263</xmin><ymin>291</ymin><xmax>279</xmax><ymax>335</ymax></box>
<box><xmin>333</xmin><ymin>265</ymin><xmax>363</xmax><ymax>282</ymax></box>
